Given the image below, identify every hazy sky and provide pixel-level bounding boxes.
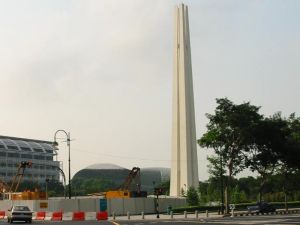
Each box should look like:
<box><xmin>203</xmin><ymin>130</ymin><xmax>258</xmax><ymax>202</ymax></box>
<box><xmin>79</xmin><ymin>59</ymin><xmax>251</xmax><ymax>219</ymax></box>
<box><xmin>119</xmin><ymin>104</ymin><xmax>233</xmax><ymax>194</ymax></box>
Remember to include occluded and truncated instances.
<box><xmin>0</xmin><ymin>0</ymin><xmax>299</xmax><ymax>181</ymax></box>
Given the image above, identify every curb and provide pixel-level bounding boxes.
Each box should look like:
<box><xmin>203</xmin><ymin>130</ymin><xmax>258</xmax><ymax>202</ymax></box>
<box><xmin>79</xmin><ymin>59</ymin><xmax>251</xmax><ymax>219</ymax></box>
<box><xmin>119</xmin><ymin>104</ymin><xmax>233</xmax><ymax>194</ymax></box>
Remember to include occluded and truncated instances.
<box><xmin>233</xmin><ymin>208</ymin><xmax>300</xmax><ymax>217</ymax></box>
<box><xmin>1</xmin><ymin>209</ymin><xmax>299</xmax><ymax>221</ymax></box>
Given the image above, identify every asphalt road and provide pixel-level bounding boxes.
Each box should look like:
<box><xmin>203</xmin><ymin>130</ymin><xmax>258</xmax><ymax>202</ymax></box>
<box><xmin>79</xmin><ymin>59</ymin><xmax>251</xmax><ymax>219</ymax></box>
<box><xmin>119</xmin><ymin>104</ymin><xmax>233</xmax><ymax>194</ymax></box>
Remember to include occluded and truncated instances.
<box><xmin>0</xmin><ymin>214</ymin><xmax>300</xmax><ymax>225</ymax></box>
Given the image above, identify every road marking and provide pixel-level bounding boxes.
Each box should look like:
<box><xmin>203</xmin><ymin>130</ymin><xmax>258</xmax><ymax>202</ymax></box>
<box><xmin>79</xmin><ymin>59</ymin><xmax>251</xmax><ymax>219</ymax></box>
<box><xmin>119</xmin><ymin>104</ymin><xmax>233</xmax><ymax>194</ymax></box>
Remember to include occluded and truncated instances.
<box><xmin>202</xmin><ymin>219</ymin><xmax>297</xmax><ymax>225</ymax></box>
<box><xmin>161</xmin><ymin>221</ymin><xmax>206</xmax><ymax>224</ymax></box>
<box><xmin>111</xmin><ymin>221</ymin><xmax>121</xmax><ymax>225</ymax></box>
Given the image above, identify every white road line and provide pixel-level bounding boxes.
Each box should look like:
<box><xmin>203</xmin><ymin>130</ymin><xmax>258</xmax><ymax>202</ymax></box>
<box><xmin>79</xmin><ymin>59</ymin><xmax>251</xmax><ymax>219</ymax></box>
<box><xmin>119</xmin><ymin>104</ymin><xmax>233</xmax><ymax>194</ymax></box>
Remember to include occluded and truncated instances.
<box><xmin>110</xmin><ymin>221</ymin><xmax>121</xmax><ymax>225</ymax></box>
<box><xmin>160</xmin><ymin>220</ymin><xmax>207</xmax><ymax>224</ymax></box>
<box><xmin>196</xmin><ymin>219</ymin><xmax>290</xmax><ymax>225</ymax></box>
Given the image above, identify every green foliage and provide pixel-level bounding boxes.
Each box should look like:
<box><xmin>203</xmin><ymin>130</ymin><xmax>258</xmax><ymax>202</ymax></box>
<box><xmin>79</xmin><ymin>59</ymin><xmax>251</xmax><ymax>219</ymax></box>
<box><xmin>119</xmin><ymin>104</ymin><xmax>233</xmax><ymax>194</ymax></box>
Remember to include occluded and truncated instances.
<box><xmin>72</xmin><ymin>177</ymin><xmax>116</xmax><ymax>195</ymax></box>
<box><xmin>247</xmin><ymin>113</ymin><xmax>286</xmax><ymax>174</ymax></box>
<box><xmin>46</xmin><ymin>180</ymin><xmax>65</xmax><ymax>196</ymax></box>
<box><xmin>231</xmin><ymin>185</ymin><xmax>247</xmax><ymax>203</ymax></box>
<box><xmin>279</xmin><ymin>114</ymin><xmax>300</xmax><ymax>171</ymax></box>
<box><xmin>198</xmin><ymin>98</ymin><xmax>262</xmax><ymax>212</ymax></box>
<box><xmin>172</xmin><ymin>201</ymin><xmax>300</xmax><ymax>213</ymax></box>
<box><xmin>198</xmin><ymin>178</ymin><xmax>221</xmax><ymax>203</ymax></box>
<box><xmin>207</xmin><ymin>155</ymin><xmax>226</xmax><ymax>179</ymax></box>
<box><xmin>11</xmin><ymin>180</ymin><xmax>64</xmax><ymax>197</ymax></box>
<box><xmin>154</xmin><ymin>180</ymin><xmax>170</xmax><ymax>195</ymax></box>
<box><xmin>238</xmin><ymin>176</ymin><xmax>260</xmax><ymax>200</ymax></box>
<box><xmin>198</xmin><ymin>98</ymin><xmax>300</xmax><ymax>210</ymax></box>
<box><xmin>245</xmin><ymin>113</ymin><xmax>289</xmax><ymax>201</ymax></box>
<box><xmin>198</xmin><ymin>173</ymin><xmax>300</xmax><ymax>204</ymax></box>
<box><xmin>199</xmin><ymin>98</ymin><xmax>262</xmax><ymax>177</ymax></box>
<box><xmin>186</xmin><ymin>186</ymin><xmax>199</xmax><ymax>206</ymax></box>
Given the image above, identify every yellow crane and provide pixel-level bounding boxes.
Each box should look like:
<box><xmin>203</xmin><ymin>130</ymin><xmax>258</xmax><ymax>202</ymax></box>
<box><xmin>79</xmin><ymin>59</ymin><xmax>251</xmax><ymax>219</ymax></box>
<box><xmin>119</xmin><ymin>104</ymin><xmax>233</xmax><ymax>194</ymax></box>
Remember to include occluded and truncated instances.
<box><xmin>9</xmin><ymin>161</ymin><xmax>32</xmax><ymax>193</ymax></box>
<box><xmin>0</xmin><ymin>178</ymin><xmax>9</xmax><ymax>193</ymax></box>
<box><xmin>105</xmin><ymin>167</ymin><xmax>144</xmax><ymax>199</ymax></box>
<box><xmin>0</xmin><ymin>161</ymin><xmax>47</xmax><ymax>200</ymax></box>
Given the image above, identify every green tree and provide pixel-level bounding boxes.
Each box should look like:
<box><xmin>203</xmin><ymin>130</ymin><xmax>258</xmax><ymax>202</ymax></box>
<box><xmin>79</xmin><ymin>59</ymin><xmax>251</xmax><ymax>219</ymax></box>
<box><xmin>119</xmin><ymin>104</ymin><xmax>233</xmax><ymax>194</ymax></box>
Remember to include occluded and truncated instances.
<box><xmin>238</xmin><ymin>176</ymin><xmax>260</xmax><ymax>201</ymax></box>
<box><xmin>204</xmin><ymin>155</ymin><xmax>227</xmax><ymax>212</ymax></box>
<box><xmin>198</xmin><ymin>98</ymin><xmax>262</xmax><ymax>213</ymax></box>
<box><xmin>231</xmin><ymin>185</ymin><xmax>247</xmax><ymax>203</ymax></box>
<box><xmin>246</xmin><ymin>113</ymin><xmax>286</xmax><ymax>202</ymax></box>
<box><xmin>71</xmin><ymin>177</ymin><xmax>117</xmax><ymax>195</ymax></box>
<box><xmin>155</xmin><ymin>180</ymin><xmax>170</xmax><ymax>195</ymax></box>
<box><xmin>16</xmin><ymin>180</ymin><xmax>64</xmax><ymax>197</ymax></box>
<box><xmin>198</xmin><ymin>181</ymin><xmax>209</xmax><ymax>203</ymax></box>
<box><xmin>275</xmin><ymin>113</ymin><xmax>300</xmax><ymax>209</ymax></box>
<box><xmin>186</xmin><ymin>186</ymin><xmax>199</xmax><ymax>206</ymax></box>
<box><xmin>279</xmin><ymin>113</ymin><xmax>300</xmax><ymax>170</ymax></box>
<box><xmin>207</xmin><ymin>155</ymin><xmax>227</xmax><ymax>179</ymax></box>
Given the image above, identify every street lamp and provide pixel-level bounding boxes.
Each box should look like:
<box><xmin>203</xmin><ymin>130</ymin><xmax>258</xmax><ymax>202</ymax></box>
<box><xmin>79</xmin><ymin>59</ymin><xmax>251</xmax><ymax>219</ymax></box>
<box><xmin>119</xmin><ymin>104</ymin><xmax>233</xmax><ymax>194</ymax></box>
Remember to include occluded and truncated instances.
<box><xmin>53</xmin><ymin>130</ymin><xmax>71</xmax><ymax>199</ymax></box>
<box><xmin>45</xmin><ymin>178</ymin><xmax>49</xmax><ymax>199</ymax></box>
<box><xmin>219</xmin><ymin>148</ymin><xmax>224</xmax><ymax>215</ymax></box>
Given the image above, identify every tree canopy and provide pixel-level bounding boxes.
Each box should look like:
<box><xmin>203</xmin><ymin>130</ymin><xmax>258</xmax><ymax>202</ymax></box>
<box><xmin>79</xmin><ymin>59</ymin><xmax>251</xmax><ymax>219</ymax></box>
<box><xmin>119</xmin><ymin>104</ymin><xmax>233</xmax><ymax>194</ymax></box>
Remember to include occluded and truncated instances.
<box><xmin>198</xmin><ymin>98</ymin><xmax>300</xmax><ymax>212</ymax></box>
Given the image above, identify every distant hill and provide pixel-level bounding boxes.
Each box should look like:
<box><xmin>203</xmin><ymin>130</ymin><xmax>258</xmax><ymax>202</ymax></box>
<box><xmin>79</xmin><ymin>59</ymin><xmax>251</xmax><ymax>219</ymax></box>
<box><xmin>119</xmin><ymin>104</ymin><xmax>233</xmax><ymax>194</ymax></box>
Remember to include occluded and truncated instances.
<box><xmin>72</xmin><ymin>163</ymin><xmax>170</xmax><ymax>195</ymax></box>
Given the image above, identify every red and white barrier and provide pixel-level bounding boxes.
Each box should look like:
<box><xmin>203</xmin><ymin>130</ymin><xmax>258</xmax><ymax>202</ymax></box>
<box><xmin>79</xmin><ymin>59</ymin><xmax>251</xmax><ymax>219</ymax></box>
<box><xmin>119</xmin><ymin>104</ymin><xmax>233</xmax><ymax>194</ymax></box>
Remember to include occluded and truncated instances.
<box><xmin>72</xmin><ymin>211</ymin><xmax>85</xmax><ymax>221</ymax></box>
<box><xmin>85</xmin><ymin>212</ymin><xmax>97</xmax><ymax>221</ymax></box>
<box><xmin>0</xmin><ymin>211</ymin><xmax>5</xmax><ymax>219</ymax></box>
<box><xmin>0</xmin><ymin>210</ymin><xmax>108</xmax><ymax>221</ymax></box>
<box><xmin>51</xmin><ymin>211</ymin><xmax>63</xmax><ymax>221</ymax></box>
<box><xmin>45</xmin><ymin>212</ymin><xmax>52</xmax><ymax>221</ymax></box>
<box><xmin>35</xmin><ymin>211</ymin><xmax>46</xmax><ymax>220</ymax></box>
<box><xmin>97</xmin><ymin>211</ymin><xmax>108</xmax><ymax>220</ymax></box>
<box><xmin>62</xmin><ymin>212</ymin><xmax>72</xmax><ymax>221</ymax></box>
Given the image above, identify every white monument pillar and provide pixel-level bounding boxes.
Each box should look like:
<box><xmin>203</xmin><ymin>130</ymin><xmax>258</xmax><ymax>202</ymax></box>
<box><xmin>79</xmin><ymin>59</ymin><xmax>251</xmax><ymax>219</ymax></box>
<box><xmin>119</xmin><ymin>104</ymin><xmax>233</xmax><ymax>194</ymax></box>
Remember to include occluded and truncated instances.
<box><xmin>170</xmin><ymin>4</ymin><xmax>199</xmax><ymax>197</ymax></box>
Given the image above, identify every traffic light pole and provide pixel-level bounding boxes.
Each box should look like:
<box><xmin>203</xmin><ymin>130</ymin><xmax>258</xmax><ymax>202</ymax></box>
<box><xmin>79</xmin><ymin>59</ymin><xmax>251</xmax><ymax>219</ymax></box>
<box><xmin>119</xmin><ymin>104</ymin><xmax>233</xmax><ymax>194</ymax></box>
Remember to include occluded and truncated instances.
<box><xmin>156</xmin><ymin>194</ymin><xmax>160</xmax><ymax>218</ymax></box>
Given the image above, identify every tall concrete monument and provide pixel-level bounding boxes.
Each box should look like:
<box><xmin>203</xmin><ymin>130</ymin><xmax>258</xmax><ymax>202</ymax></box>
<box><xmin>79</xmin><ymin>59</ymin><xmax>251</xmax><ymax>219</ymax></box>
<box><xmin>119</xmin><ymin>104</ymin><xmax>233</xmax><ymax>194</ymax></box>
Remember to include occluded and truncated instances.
<box><xmin>170</xmin><ymin>4</ymin><xmax>199</xmax><ymax>197</ymax></box>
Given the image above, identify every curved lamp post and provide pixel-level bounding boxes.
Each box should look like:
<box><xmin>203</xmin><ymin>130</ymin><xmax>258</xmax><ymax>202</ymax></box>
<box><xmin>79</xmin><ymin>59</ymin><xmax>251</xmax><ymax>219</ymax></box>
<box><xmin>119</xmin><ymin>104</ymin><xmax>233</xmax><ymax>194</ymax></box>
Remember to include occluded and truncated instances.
<box><xmin>53</xmin><ymin>130</ymin><xmax>71</xmax><ymax>199</ymax></box>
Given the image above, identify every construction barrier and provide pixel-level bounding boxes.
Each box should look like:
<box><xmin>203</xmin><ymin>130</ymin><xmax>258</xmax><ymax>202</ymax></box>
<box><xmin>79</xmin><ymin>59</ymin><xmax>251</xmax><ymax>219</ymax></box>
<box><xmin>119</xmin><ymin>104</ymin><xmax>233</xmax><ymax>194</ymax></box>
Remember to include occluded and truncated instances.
<box><xmin>35</xmin><ymin>211</ymin><xmax>46</xmax><ymax>220</ymax></box>
<box><xmin>45</xmin><ymin>212</ymin><xmax>52</xmax><ymax>221</ymax></box>
<box><xmin>52</xmin><ymin>211</ymin><xmax>63</xmax><ymax>221</ymax></box>
<box><xmin>72</xmin><ymin>211</ymin><xmax>85</xmax><ymax>221</ymax></box>
<box><xmin>96</xmin><ymin>211</ymin><xmax>108</xmax><ymax>220</ymax></box>
<box><xmin>62</xmin><ymin>212</ymin><xmax>73</xmax><ymax>221</ymax></box>
<box><xmin>0</xmin><ymin>211</ymin><xmax>5</xmax><ymax>219</ymax></box>
<box><xmin>2</xmin><ymin>207</ymin><xmax>300</xmax><ymax>221</ymax></box>
<box><xmin>85</xmin><ymin>212</ymin><xmax>96</xmax><ymax>221</ymax></box>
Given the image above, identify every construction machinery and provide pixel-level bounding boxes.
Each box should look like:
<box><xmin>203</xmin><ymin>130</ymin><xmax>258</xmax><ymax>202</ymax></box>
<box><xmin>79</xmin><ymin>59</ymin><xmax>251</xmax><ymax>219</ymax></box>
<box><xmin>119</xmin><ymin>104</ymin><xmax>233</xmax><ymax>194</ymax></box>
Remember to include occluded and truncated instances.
<box><xmin>105</xmin><ymin>167</ymin><xmax>147</xmax><ymax>199</ymax></box>
<box><xmin>0</xmin><ymin>178</ymin><xmax>9</xmax><ymax>199</ymax></box>
<box><xmin>1</xmin><ymin>161</ymin><xmax>47</xmax><ymax>200</ymax></box>
<box><xmin>0</xmin><ymin>178</ymin><xmax>8</xmax><ymax>192</ymax></box>
<box><xmin>9</xmin><ymin>161</ymin><xmax>33</xmax><ymax>193</ymax></box>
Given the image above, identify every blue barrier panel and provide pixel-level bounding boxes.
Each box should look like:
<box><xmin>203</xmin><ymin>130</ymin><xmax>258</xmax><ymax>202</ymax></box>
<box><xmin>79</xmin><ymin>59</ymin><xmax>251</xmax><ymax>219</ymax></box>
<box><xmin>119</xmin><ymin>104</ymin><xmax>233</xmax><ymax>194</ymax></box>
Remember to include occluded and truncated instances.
<box><xmin>100</xmin><ymin>199</ymin><xmax>107</xmax><ymax>212</ymax></box>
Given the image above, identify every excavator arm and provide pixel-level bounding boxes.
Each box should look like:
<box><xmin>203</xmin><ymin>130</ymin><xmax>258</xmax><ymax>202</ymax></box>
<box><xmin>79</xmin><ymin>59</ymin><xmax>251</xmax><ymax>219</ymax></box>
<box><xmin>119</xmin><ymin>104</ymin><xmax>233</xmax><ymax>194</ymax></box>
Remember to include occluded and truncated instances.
<box><xmin>119</xmin><ymin>167</ymin><xmax>141</xmax><ymax>191</ymax></box>
<box><xmin>9</xmin><ymin>161</ymin><xmax>32</xmax><ymax>193</ymax></box>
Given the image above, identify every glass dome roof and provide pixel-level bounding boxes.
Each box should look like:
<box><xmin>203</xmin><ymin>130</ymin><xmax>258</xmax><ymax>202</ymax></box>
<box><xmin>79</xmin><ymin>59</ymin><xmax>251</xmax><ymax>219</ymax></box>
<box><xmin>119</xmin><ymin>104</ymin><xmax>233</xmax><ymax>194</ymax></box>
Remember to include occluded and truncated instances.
<box><xmin>0</xmin><ymin>136</ymin><xmax>57</xmax><ymax>155</ymax></box>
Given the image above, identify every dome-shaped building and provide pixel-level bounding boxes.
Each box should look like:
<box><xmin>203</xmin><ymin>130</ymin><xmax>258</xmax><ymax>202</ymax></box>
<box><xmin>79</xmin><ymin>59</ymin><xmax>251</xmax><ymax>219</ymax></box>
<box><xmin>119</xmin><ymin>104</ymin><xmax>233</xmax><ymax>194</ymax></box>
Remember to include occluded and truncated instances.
<box><xmin>72</xmin><ymin>163</ymin><xmax>170</xmax><ymax>195</ymax></box>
